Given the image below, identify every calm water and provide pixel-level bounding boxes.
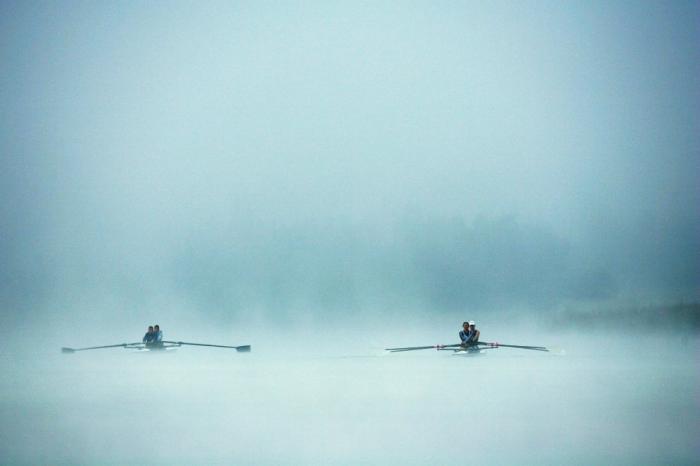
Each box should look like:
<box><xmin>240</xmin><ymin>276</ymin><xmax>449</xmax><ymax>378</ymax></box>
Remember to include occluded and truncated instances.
<box><xmin>1</xmin><ymin>334</ymin><xmax>697</xmax><ymax>465</ymax></box>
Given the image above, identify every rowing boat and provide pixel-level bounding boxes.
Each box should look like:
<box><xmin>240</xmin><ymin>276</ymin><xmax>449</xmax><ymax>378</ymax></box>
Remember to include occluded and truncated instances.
<box><xmin>61</xmin><ymin>340</ymin><xmax>251</xmax><ymax>354</ymax></box>
<box><xmin>385</xmin><ymin>340</ymin><xmax>549</xmax><ymax>354</ymax></box>
<box><xmin>447</xmin><ymin>347</ymin><xmax>486</xmax><ymax>357</ymax></box>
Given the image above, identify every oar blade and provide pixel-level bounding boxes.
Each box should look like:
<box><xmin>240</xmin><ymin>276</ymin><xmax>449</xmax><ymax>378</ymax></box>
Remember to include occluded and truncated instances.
<box><xmin>61</xmin><ymin>347</ymin><xmax>75</xmax><ymax>354</ymax></box>
<box><xmin>236</xmin><ymin>345</ymin><xmax>251</xmax><ymax>353</ymax></box>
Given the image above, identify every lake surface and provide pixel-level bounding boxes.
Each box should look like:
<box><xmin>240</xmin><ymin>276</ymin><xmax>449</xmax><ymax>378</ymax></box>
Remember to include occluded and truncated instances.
<box><xmin>1</xmin><ymin>334</ymin><xmax>697</xmax><ymax>465</ymax></box>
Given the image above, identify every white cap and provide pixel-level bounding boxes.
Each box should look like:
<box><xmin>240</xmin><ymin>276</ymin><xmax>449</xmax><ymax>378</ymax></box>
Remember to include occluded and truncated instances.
<box><xmin>468</xmin><ymin>321</ymin><xmax>475</xmax><ymax>326</ymax></box>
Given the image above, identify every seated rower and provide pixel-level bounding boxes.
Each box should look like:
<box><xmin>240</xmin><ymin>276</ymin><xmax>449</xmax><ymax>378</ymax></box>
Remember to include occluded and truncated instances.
<box><xmin>153</xmin><ymin>324</ymin><xmax>163</xmax><ymax>346</ymax></box>
<box><xmin>468</xmin><ymin>320</ymin><xmax>480</xmax><ymax>344</ymax></box>
<box><xmin>143</xmin><ymin>326</ymin><xmax>155</xmax><ymax>345</ymax></box>
<box><xmin>459</xmin><ymin>321</ymin><xmax>479</xmax><ymax>348</ymax></box>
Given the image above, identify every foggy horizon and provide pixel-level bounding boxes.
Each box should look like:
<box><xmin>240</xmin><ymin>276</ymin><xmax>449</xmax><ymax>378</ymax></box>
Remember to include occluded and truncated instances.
<box><xmin>2</xmin><ymin>1</ymin><xmax>698</xmax><ymax>330</ymax></box>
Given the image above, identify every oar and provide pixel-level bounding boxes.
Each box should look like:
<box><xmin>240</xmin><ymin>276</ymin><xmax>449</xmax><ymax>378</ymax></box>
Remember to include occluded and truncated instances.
<box><xmin>163</xmin><ymin>341</ymin><xmax>251</xmax><ymax>352</ymax></box>
<box><xmin>61</xmin><ymin>343</ymin><xmax>139</xmax><ymax>353</ymax></box>
<box><xmin>477</xmin><ymin>341</ymin><xmax>549</xmax><ymax>352</ymax></box>
<box><xmin>385</xmin><ymin>343</ymin><xmax>463</xmax><ymax>352</ymax></box>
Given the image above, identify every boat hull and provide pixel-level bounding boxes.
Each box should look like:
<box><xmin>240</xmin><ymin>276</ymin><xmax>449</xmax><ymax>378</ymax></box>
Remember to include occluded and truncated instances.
<box><xmin>452</xmin><ymin>349</ymin><xmax>486</xmax><ymax>356</ymax></box>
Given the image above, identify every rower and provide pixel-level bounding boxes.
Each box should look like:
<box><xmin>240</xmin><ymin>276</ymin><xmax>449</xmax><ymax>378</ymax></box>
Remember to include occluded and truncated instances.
<box><xmin>459</xmin><ymin>321</ymin><xmax>473</xmax><ymax>347</ymax></box>
<box><xmin>459</xmin><ymin>321</ymin><xmax>479</xmax><ymax>348</ymax></box>
<box><xmin>153</xmin><ymin>324</ymin><xmax>163</xmax><ymax>346</ymax></box>
<box><xmin>143</xmin><ymin>326</ymin><xmax>155</xmax><ymax>345</ymax></box>
<box><xmin>468</xmin><ymin>320</ymin><xmax>480</xmax><ymax>344</ymax></box>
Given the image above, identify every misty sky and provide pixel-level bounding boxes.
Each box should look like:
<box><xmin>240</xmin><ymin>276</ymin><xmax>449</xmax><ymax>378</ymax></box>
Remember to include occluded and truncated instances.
<box><xmin>1</xmin><ymin>1</ymin><xmax>698</xmax><ymax>324</ymax></box>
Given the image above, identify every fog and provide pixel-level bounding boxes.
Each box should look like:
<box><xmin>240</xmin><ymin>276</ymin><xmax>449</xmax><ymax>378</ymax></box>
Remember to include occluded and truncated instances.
<box><xmin>1</xmin><ymin>2</ymin><xmax>699</xmax><ymax>464</ymax></box>
<box><xmin>2</xmin><ymin>1</ymin><xmax>698</xmax><ymax>325</ymax></box>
